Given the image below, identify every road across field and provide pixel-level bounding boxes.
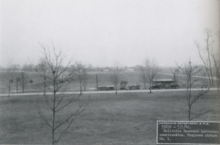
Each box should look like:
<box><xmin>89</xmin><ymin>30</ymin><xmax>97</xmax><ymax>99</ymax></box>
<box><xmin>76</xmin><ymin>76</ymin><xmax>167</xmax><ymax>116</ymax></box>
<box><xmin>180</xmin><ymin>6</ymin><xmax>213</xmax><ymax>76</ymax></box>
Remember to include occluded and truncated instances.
<box><xmin>0</xmin><ymin>88</ymin><xmax>219</xmax><ymax>97</ymax></box>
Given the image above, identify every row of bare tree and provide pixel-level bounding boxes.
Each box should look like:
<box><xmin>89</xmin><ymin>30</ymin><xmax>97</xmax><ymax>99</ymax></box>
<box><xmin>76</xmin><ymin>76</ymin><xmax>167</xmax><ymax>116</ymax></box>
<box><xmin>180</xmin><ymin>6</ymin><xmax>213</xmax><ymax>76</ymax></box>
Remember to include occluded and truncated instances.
<box><xmin>4</xmin><ymin>66</ymin><xmax>32</xmax><ymax>96</ymax></box>
<box><xmin>36</xmin><ymin>59</ymin><xmax>89</xmax><ymax>96</ymax></box>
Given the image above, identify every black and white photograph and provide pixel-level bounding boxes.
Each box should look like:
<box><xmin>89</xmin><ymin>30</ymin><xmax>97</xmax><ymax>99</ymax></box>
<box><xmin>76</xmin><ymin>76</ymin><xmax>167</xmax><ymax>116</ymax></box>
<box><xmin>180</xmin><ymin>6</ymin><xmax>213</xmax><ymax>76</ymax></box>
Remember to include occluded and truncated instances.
<box><xmin>0</xmin><ymin>0</ymin><xmax>219</xmax><ymax>144</ymax></box>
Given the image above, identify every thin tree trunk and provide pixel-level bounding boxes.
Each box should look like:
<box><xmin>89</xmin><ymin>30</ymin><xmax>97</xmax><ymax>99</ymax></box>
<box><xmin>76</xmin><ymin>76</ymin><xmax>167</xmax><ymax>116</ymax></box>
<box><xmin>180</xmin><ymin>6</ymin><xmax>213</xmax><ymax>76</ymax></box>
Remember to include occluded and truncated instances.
<box><xmin>188</xmin><ymin>105</ymin><xmax>191</xmax><ymax>121</ymax></box>
<box><xmin>8</xmin><ymin>82</ymin><xmax>11</xmax><ymax>97</ymax></box>
<box><xmin>22</xmin><ymin>72</ymin><xmax>24</xmax><ymax>93</ymax></box>
<box><xmin>16</xmin><ymin>78</ymin><xmax>18</xmax><ymax>93</ymax></box>
<box><xmin>206</xmin><ymin>36</ymin><xmax>214</xmax><ymax>85</ymax></box>
<box><xmin>43</xmin><ymin>76</ymin><xmax>46</xmax><ymax>96</ymax></box>
<box><xmin>52</xmin><ymin>72</ymin><xmax>56</xmax><ymax>145</ymax></box>
<box><xmin>115</xmin><ymin>84</ymin><xmax>117</xmax><ymax>95</ymax></box>
<box><xmin>144</xmin><ymin>81</ymin><xmax>146</xmax><ymax>89</ymax></box>
<box><xmin>80</xmin><ymin>81</ymin><xmax>82</xmax><ymax>95</ymax></box>
<box><xmin>96</xmin><ymin>74</ymin><xmax>98</xmax><ymax>90</ymax></box>
<box><xmin>52</xmin><ymin>112</ymin><xmax>55</xmax><ymax>144</ymax></box>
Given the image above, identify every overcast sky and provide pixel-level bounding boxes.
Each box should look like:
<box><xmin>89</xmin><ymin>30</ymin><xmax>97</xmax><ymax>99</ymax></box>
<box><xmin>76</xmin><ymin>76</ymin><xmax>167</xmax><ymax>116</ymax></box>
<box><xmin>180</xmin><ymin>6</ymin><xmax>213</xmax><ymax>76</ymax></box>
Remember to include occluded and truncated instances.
<box><xmin>1</xmin><ymin>0</ymin><xmax>219</xmax><ymax>67</ymax></box>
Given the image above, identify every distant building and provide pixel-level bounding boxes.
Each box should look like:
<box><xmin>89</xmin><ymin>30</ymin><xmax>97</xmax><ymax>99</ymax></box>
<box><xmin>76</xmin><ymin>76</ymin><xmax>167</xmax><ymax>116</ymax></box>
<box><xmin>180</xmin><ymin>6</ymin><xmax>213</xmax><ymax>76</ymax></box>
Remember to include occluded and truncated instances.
<box><xmin>102</xmin><ymin>69</ymin><xmax>110</xmax><ymax>72</ymax></box>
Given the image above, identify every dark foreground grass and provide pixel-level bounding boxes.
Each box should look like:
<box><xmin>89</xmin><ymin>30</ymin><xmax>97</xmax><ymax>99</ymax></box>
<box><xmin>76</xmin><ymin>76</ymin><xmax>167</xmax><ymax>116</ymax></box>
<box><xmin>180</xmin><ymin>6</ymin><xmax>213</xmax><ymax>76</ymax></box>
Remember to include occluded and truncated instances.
<box><xmin>0</xmin><ymin>91</ymin><xmax>219</xmax><ymax>145</ymax></box>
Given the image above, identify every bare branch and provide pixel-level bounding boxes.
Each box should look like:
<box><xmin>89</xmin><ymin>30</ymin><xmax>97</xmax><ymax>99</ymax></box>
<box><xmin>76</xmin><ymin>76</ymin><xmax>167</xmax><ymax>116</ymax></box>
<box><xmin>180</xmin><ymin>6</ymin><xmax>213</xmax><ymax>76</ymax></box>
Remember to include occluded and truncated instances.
<box><xmin>55</xmin><ymin>94</ymin><xmax>81</xmax><ymax>112</ymax></box>
<box><xmin>35</xmin><ymin>104</ymin><xmax>52</xmax><ymax>128</ymax></box>
<box><xmin>54</xmin><ymin>97</ymin><xmax>89</xmax><ymax>131</ymax></box>
<box><xmin>35</xmin><ymin>43</ymin><xmax>88</xmax><ymax>144</ymax></box>
<box><xmin>178</xmin><ymin>61</ymin><xmax>210</xmax><ymax>120</ymax></box>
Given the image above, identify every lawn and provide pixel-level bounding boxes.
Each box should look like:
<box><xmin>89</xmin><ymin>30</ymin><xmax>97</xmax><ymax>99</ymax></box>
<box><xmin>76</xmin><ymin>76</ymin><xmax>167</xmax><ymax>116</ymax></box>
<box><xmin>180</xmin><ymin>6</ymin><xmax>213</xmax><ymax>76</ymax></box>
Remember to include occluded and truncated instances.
<box><xmin>0</xmin><ymin>70</ymin><xmax>177</xmax><ymax>93</ymax></box>
<box><xmin>0</xmin><ymin>69</ymin><xmax>212</xmax><ymax>94</ymax></box>
<box><xmin>0</xmin><ymin>91</ymin><xmax>219</xmax><ymax>144</ymax></box>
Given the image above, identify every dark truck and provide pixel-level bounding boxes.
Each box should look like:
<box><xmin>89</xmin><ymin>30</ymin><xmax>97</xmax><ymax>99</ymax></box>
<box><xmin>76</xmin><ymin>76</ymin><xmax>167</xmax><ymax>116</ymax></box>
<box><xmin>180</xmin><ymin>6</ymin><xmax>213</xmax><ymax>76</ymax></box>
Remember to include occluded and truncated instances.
<box><xmin>149</xmin><ymin>83</ymin><xmax>162</xmax><ymax>89</ymax></box>
<box><xmin>169</xmin><ymin>83</ymin><xmax>180</xmax><ymax>89</ymax></box>
<box><xmin>128</xmin><ymin>84</ymin><xmax>140</xmax><ymax>90</ymax></box>
<box><xmin>120</xmin><ymin>81</ymin><xmax>140</xmax><ymax>90</ymax></box>
<box><xmin>97</xmin><ymin>85</ymin><xmax>114</xmax><ymax>91</ymax></box>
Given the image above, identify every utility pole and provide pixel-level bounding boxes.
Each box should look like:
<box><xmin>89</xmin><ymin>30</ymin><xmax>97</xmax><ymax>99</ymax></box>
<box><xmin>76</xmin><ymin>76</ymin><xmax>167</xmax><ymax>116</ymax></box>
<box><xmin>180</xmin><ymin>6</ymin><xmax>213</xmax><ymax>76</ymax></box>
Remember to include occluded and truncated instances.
<box><xmin>43</xmin><ymin>75</ymin><xmax>46</xmax><ymax>96</ymax></box>
<box><xmin>16</xmin><ymin>77</ymin><xmax>19</xmax><ymax>93</ymax></box>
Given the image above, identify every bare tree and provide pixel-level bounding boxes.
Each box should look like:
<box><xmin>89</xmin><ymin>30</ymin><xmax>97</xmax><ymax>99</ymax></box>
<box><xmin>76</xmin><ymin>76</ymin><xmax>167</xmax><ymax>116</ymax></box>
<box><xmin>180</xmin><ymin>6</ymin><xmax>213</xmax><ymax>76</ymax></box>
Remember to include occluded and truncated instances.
<box><xmin>178</xmin><ymin>61</ymin><xmax>210</xmax><ymax>121</ymax></box>
<box><xmin>139</xmin><ymin>66</ymin><xmax>147</xmax><ymax>89</ymax></box>
<box><xmin>143</xmin><ymin>59</ymin><xmax>160</xmax><ymax>93</ymax></box>
<box><xmin>110</xmin><ymin>63</ymin><xmax>120</xmax><ymax>95</ymax></box>
<box><xmin>72</xmin><ymin>62</ymin><xmax>88</xmax><ymax>95</ymax></box>
<box><xmin>195</xmin><ymin>29</ymin><xmax>214</xmax><ymax>85</ymax></box>
<box><xmin>170</xmin><ymin>68</ymin><xmax>179</xmax><ymax>83</ymax></box>
<box><xmin>5</xmin><ymin>64</ymin><xmax>21</xmax><ymax>93</ymax></box>
<box><xmin>7</xmin><ymin>76</ymin><xmax>13</xmax><ymax>97</ymax></box>
<box><xmin>211</xmin><ymin>31</ymin><xmax>220</xmax><ymax>91</ymax></box>
<box><xmin>20</xmin><ymin>71</ymin><xmax>29</xmax><ymax>93</ymax></box>
<box><xmin>5</xmin><ymin>63</ymin><xmax>18</xmax><ymax>97</ymax></box>
<box><xmin>95</xmin><ymin>74</ymin><xmax>99</xmax><ymax>90</ymax></box>
<box><xmin>15</xmin><ymin>77</ymin><xmax>20</xmax><ymax>93</ymax></box>
<box><xmin>35</xmin><ymin>58</ymin><xmax>49</xmax><ymax>95</ymax></box>
<box><xmin>35</xmin><ymin>44</ymin><xmax>89</xmax><ymax>144</ymax></box>
<box><xmin>82</xmin><ymin>68</ymin><xmax>88</xmax><ymax>91</ymax></box>
<box><xmin>212</xmin><ymin>54</ymin><xmax>220</xmax><ymax>91</ymax></box>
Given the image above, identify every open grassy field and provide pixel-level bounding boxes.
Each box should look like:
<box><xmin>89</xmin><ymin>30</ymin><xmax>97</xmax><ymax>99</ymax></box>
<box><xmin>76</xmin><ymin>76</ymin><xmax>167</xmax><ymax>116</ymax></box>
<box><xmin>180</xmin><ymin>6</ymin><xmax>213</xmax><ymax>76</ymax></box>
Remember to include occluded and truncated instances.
<box><xmin>0</xmin><ymin>91</ymin><xmax>219</xmax><ymax>144</ymax></box>
<box><xmin>0</xmin><ymin>70</ymin><xmax>210</xmax><ymax>94</ymax></box>
<box><xmin>0</xmin><ymin>71</ymin><xmax>171</xmax><ymax>93</ymax></box>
